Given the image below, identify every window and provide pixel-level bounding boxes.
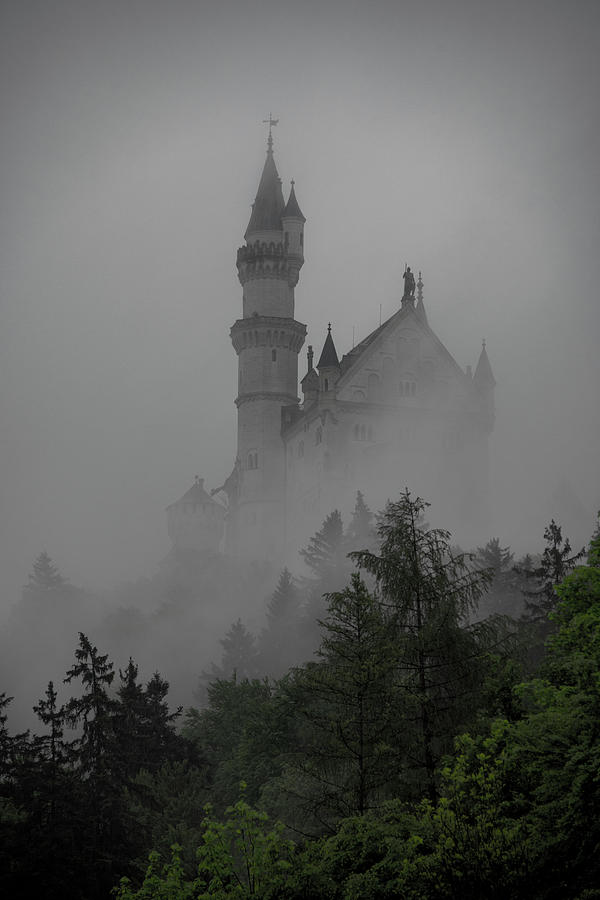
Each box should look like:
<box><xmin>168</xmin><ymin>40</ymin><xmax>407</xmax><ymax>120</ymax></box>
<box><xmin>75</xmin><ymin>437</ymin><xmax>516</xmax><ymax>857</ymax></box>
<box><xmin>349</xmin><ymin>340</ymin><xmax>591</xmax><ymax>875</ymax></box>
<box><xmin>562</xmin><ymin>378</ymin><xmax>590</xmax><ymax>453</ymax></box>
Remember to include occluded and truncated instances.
<box><xmin>324</xmin><ymin>378</ymin><xmax>329</xmax><ymax>391</ymax></box>
<box><xmin>272</xmin><ymin>349</ymin><xmax>277</xmax><ymax>362</ymax></box>
<box><xmin>368</xmin><ymin>373</ymin><xmax>381</xmax><ymax>402</ymax></box>
<box><xmin>298</xmin><ymin>441</ymin><xmax>304</xmax><ymax>458</ymax></box>
<box><xmin>354</xmin><ymin>423</ymin><xmax>372</xmax><ymax>442</ymax></box>
<box><xmin>247</xmin><ymin>451</ymin><xmax>259</xmax><ymax>470</ymax></box>
<box><xmin>316</xmin><ymin>426</ymin><xmax>322</xmax><ymax>445</ymax></box>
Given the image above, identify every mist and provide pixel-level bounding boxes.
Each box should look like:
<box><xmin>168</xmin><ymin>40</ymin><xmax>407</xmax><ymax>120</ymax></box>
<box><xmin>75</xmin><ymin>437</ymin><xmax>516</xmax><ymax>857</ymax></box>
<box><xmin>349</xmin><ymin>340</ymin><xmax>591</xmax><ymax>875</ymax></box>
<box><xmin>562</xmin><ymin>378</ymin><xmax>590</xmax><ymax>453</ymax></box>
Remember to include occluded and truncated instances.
<box><xmin>1</xmin><ymin>0</ymin><xmax>599</xmax><ymax>726</ymax></box>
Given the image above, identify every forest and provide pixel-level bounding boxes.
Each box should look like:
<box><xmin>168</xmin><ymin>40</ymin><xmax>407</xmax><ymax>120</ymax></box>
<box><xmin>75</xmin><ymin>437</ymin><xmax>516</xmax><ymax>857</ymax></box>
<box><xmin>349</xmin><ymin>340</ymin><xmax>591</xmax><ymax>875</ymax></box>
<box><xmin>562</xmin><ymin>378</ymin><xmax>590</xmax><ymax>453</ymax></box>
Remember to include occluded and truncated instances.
<box><xmin>1</xmin><ymin>490</ymin><xmax>599</xmax><ymax>899</ymax></box>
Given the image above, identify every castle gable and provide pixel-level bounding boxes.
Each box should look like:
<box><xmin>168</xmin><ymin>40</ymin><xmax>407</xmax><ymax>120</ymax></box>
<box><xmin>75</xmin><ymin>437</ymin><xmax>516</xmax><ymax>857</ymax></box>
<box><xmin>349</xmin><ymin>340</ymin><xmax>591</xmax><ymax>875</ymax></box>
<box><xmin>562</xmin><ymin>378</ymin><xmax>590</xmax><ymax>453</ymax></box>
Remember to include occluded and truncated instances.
<box><xmin>335</xmin><ymin>305</ymin><xmax>467</xmax><ymax>405</ymax></box>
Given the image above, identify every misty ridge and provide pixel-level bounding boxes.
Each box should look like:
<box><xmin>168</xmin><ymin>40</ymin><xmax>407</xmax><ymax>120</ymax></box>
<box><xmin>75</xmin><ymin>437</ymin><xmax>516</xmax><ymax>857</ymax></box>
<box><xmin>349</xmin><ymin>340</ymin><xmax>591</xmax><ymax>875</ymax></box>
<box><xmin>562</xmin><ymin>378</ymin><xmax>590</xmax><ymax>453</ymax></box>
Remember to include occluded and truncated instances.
<box><xmin>0</xmin><ymin>483</ymin><xmax>581</xmax><ymax>732</ymax></box>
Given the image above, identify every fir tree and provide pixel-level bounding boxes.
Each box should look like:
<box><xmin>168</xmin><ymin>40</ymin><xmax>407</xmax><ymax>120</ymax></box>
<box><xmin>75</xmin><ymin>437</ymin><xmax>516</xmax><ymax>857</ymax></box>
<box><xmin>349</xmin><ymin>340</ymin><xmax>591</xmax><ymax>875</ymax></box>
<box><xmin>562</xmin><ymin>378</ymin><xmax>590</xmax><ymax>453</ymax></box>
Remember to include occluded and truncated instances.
<box><xmin>24</xmin><ymin>551</ymin><xmax>66</xmax><ymax>594</ymax></box>
<box><xmin>300</xmin><ymin>509</ymin><xmax>347</xmax><ymax>589</ymax></box>
<box><xmin>345</xmin><ymin>490</ymin><xmax>375</xmax><ymax>552</ymax></box>
<box><xmin>520</xmin><ymin>519</ymin><xmax>585</xmax><ymax>625</ymax></box>
<box><xmin>259</xmin><ymin>569</ymin><xmax>302</xmax><ymax>676</ymax></box>
<box><xmin>351</xmin><ymin>490</ymin><xmax>494</xmax><ymax>802</ymax></box>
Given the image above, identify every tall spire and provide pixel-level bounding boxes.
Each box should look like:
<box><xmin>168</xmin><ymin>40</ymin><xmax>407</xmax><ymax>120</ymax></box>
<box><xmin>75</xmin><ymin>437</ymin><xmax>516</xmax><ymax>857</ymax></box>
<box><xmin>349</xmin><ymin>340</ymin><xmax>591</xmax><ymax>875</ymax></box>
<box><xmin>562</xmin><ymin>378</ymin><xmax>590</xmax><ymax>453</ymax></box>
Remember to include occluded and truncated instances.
<box><xmin>245</xmin><ymin>122</ymin><xmax>285</xmax><ymax>239</ymax></box>
<box><xmin>282</xmin><ymin>179</ymin><xmax>306</xmax><ymax>222</ymax></box>
<box><xmin>473</xmin><ymin>339</ymin><xmax>496</xmax><ymax>386</ymax></box>
<box><xmin>317</xmin><ymin>323</ymin><xmax>340</xmax><ymax>369</ymax></box>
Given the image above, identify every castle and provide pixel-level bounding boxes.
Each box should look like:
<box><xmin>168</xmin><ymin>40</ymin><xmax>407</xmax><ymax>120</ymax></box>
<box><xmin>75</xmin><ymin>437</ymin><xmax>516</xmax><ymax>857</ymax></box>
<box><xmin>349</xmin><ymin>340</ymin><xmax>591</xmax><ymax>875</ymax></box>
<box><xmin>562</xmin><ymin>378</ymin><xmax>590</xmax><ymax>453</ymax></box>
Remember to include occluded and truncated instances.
<box><xmin>167</xmin><ymin>131</ymin><xmax>496</xmax><ymax>565</ymax></box>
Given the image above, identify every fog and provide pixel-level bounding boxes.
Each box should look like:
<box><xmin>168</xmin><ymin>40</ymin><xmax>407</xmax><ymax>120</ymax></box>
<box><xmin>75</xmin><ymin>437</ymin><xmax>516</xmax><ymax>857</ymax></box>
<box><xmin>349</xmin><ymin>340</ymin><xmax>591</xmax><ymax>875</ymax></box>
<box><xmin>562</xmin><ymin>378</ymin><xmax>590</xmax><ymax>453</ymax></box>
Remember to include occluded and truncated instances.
<box><xmin>1</xmin><ymin>1</ymin><xmax>599</xmax><ymax>722</ymax></box>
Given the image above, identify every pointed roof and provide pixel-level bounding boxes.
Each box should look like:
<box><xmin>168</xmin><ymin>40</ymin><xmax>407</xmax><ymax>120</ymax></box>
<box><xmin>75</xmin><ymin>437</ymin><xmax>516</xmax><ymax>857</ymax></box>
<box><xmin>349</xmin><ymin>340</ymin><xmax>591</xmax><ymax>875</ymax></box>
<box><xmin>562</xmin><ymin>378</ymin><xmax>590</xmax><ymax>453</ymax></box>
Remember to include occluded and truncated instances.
<box><xmin>473</xmin><ymin>340</ymin><xmax>496</xmax><ymax>386</ymax></box>
<box><xmin>245</xmin><ymin>140</ymin><xmax>286</xmax><ymax>239</ymax></box>
<box><xmin>317</xmin><ymin>324</ymin><xmax>340</xmax><ymax>369</ymax></box>
<box><xmin>282</xmin><ymin>181</ymin><xmax>306</xmax><ymax>222</ymax></box>
<box><xmin>167</xmin><ymin>477</ymin><xmax>220</xmax><ymax>510</ymax></box>
<box><xmin>301</xmin><ymin>367</ymin><xmax>319</xmax><ymax>388</ymax></box>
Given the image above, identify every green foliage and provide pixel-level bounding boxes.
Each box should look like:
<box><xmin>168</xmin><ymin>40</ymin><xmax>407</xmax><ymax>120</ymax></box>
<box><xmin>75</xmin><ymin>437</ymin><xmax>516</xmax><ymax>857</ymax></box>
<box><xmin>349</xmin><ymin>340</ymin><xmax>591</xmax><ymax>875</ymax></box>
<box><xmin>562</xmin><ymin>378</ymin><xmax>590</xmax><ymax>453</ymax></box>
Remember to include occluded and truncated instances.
<box><xmin>520</xmin><ymin>519</ymin><xmax>585</xmax><ymax>625</ymax></box>
<box><xmin>300</xmin><ymin>509</ymin><xmax>347</xmax><ymax>589</ymax></box>
<box><xmin>115</xmin><ymin>792</ymin><xmax>295</xmax><ymax>899</ymax></box>
<box><xmin>273</xmin><ymin>575</ymin><xmax>399</xmax><ymax>832</ymax></box>
<box><xmin>184</xmin><ymin>677</ymin><xmax>285</xmax><ymax>812</ymax></box>
<box><xmin>351</xmin><ymin>490</ymin><xmax>494</xmax><ymax>801</ymax></box>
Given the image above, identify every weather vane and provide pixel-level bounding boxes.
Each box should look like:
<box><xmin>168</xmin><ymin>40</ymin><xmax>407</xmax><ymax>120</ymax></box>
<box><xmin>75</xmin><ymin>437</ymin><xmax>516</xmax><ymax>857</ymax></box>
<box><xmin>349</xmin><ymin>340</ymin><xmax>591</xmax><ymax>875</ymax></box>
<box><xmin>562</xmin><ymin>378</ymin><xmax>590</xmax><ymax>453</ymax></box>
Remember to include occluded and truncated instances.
<box><xmin>262</xmin><ymin>113</ymin><xmax>279</xmax><ymax>149</ymax></box>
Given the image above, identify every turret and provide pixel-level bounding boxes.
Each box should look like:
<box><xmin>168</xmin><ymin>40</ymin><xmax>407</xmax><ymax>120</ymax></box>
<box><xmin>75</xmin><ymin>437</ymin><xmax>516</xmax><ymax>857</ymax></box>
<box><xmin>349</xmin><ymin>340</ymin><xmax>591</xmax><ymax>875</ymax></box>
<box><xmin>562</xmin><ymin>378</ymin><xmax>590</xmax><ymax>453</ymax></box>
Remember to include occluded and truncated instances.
<box><xmin>167</xmin><ymin>477</ymin><xmax>225</xmax><ymax>554</ymax></box>
<box><xmin>317</xmin><ymin>324</ymin><xmax>341</xmax><ymax>394</ymax></box>
<box><xmin>473</xmin><ymin>339</ymin><xmax>496</xmax><ymax>432</ymax></box>
<box><xmin>281</xmin><ymin>180</ymin><xmax>305</xmax><ymax>287</ymax></box>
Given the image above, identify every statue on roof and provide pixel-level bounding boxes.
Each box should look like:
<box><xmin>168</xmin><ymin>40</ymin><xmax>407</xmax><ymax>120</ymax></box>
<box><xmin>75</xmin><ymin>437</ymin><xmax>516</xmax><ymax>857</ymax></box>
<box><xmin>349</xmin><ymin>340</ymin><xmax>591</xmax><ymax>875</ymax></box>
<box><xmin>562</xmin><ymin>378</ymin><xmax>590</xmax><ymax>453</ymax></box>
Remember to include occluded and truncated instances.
<box><xmin>403</xmin><ymin>266</ymin><xmax>416</xmax><ymax>299</ymax></box>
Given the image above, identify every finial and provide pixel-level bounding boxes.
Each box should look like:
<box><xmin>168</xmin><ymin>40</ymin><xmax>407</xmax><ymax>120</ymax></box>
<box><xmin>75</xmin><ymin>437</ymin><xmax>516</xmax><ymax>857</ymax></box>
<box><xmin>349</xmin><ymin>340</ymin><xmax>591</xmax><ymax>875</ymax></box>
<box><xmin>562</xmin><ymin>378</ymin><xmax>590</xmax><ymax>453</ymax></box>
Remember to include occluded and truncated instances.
<box><xmin>291</xmin><ymin>178</ymin><xmax>295</xmax><ymax>188</ymax></box>
<box><xmin>482</xmin><ymin>338</ymin><xmax>486</xmax><ymax>350</ymax></box>
<box><xmin>327</xmin><ymin>322</ymin><xmax>332</xmax><ymax>334</ymax></box>
<box><xmin>417</xmin><ymin>270</ymin><xmax>423</xmax><ymax>303</ymax></box>
<box><xmin>194</xmin><ymin>475</ymin><xmax>200</xmax><ymax>484</ymax></box>
<box><xmin>262</xmin><ymin>113</ymin><xmax>279</xmax><ymax>153</ymax></box>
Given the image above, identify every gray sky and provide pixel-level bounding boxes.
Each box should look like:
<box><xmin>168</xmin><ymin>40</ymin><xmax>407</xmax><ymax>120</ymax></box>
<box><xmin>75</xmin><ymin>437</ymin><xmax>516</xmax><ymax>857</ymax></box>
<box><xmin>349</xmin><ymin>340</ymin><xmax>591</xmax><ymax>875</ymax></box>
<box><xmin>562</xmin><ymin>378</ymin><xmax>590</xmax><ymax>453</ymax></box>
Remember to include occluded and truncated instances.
<box><xmin>1</xmin><ymin>0</ymin><xmax>599</xmax><ymax>604</ymax></box>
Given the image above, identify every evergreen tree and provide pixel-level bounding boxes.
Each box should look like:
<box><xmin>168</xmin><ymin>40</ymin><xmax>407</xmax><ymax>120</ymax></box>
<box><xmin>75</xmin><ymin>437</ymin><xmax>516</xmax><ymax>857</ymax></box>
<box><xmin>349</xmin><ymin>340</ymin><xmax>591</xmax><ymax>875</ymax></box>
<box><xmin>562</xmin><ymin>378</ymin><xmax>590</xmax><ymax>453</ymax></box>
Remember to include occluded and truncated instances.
<box><xmin>63</xmin><ymin>634</ymin><xmax>132</xmax><ymax>896</ymax></box>
<box><xmin>259</xmin><ymin>569</ymin><xmax>302</xmax><ymax>676</ymax></box>
<box><xmin>142</xmin><ymin>672</ymin><xmax>184</xmax><ymax>769</ymax></box>
<box><xmin>351</xmin><ymin>490</ymin><xmax>494</xmax><ymax>802</ymax></box>
<box><xmin>475</xmin><ymin>538</ymin><xmax>521</xmax><ymax>618</ymax></box>
<box><xmin>25</xmin><ymin>551</ymin><xmax>66</xmax><ymax>593</ymax></box>
<box><xmin>520</xmin><ymin>519</ymin><xmax>584</xmax><ymax>625</ymax></box>
<box><xmin>345</xmin><ymin>490</ymin><xmax>375</xmax><ymax>552</ymax></box>
<box><xmin>276</xmin><ymin>575</ymin><xmax>398</xmax><ymax>832</ymax></box>
<box><xmin>300</xmin><ymin>509</ymin><xmax>347</xmax><ymax>590</ymax></box>
<box><xmin>196</xmin><ymin>619</ymin><xmax>259</xmax><ymax>704</ymax></box>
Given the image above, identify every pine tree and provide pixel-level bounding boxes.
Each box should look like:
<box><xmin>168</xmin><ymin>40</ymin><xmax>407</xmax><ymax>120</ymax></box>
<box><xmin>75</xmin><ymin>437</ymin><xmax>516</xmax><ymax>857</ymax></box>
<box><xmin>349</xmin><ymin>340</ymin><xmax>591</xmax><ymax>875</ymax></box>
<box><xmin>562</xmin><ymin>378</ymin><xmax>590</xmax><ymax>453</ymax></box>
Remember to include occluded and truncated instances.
<box><xmin>351</xmin><ymin>490</ymin><xmax>494</xmax><ymax>802</ymax></box>
<box><xmin>345</xmin><ymin>491</ymin><xmax>375</xmax><ymax>552</ymax></box>
<box><xmin>259</xmin><ymin>569</ymin><xmax>302</xmax><ymax>676</ymax></box>
<box><xmin>278</xmin><ymin>574</ymin><xmax>398</xmax><ymax>830</ymax></box>
<box><xmin>25</xmin><ymin>551</ymin><xmax>66</xmax><ymax>593</ymax></box>
<box><xmin>475</xmin><ymin>538</ymin><xmax>521</xmax><ymax>617</ymax></box>
<box><xmin>520</xmin><ymin>519</ymin><xmax>585</xmax><ymax>625</ymax></box>
<box><xmin>300</xmin><ymin>509</ymin><xmax>347</xmax><ymax>589</ymax></box>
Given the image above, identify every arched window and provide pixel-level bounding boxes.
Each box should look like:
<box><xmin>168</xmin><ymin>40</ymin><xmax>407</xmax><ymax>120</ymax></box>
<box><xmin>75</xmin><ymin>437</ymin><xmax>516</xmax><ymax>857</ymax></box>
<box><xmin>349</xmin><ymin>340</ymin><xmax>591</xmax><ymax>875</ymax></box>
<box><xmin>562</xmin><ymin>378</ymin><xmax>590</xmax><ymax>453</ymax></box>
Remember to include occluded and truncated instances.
<box><xmin>368</xmin><ymin>373</ymin><xmax>381</xmax><ymax>402</ymax></box>
<box><xmin>324</xmin><ymin>378</ymin><xmax>329</xmax><ymax>391</ymax></box>
<box><xmin>354</xmin><ymin>424</ymin><xmax>360</xmax><ymax>440</ymax></box>
<box><xmin>316</xmin><ymin>426</ymin><xmax>322</xmax><ymax>445</ymax></box>
<box><xmin>353</xmin><ymin>389</ymin><xmax>365</xmax><ymax>401</ymax></box>
<box><xmin>272</xmin><ymin>349</ymin><xmax>277</xmax><ymax>362</ymax></box>
<box><xmin>247</xmin><ymin>451</ymin><xmax>259</xmax><ymax>470</ymax></box>
<box><xmin>298</xmin><ymin>440</ymin><xmax>304</xmax><ymax>458</ymax></box>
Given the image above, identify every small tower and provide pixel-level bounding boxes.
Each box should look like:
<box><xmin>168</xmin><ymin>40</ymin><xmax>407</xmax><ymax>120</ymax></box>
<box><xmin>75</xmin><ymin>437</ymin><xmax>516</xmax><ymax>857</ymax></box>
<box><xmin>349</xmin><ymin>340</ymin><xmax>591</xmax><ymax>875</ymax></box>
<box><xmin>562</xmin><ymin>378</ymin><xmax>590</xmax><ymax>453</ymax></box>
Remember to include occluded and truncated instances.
<box><xmin>229</xmin><ymin>127</ymin><xmax>307</xmax><ymax>559</ymax></box>
<box><xmin>167</xmin><ymin>477</ymin><xmax>225</xmax><ymax>555</ymax></box>
<box><xmin>473</xmin><ymin>339</ymin><xmax>496</xmax><ymax>433</ymax></box>
<box><xmin>317</xmin><ymin>324</ymin><xmax>341</xmax><ymax>395</ymax></box>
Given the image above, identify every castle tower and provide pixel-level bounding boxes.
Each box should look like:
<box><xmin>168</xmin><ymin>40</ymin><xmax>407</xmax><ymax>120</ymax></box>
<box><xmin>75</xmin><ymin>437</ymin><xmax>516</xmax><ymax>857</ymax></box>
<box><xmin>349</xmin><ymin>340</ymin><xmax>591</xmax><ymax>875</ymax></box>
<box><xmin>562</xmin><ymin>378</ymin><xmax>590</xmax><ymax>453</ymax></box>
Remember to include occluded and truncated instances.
<box><xmin>166</xmin><ymin>477</ymin><xmax>225</xmax><ymax>555</ymax></box>
<box><xmin>229</xmin><ymin>130</ymin><xmax>307</xmax><ymax>558</ymax></box>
